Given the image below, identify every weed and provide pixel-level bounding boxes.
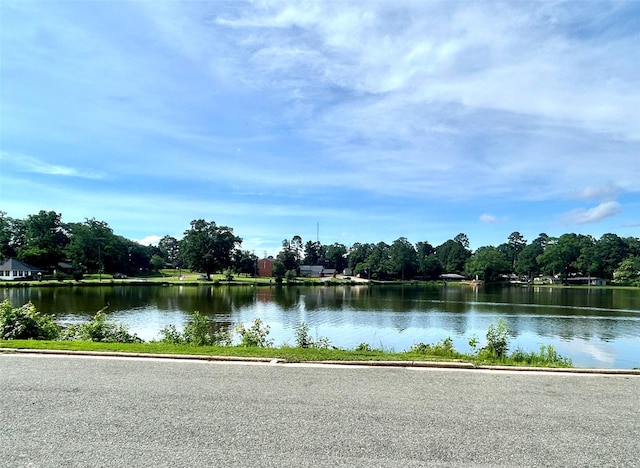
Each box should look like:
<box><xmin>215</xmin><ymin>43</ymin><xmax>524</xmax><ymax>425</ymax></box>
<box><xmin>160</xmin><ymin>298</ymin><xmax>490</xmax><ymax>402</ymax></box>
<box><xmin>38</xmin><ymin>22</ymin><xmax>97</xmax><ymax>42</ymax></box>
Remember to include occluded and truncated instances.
<box><xmin>410</xmin><ymin>337</ymin><xmax>457</xmax><ymax>357</ymax></box>
<box><xmin>160</xmin><ymin>311</ymin><xmax>230</xmax><ymax>346</ymax></box>
<box><xmin>62</xmin><ymin>312</ymin><xmax>142</xmax><ymax>343</ymax></box>
<box><xmin>510</xmin><ymin>345</ymin><xmax>572</xmax><ymax>367</ymax></box>
<box><xmin>236</xmin><ymin>318</ymin><xmax>273</xmax><ymax>347</ymax></box>
<box><xmin>485</xmin><ymin>318</ymin><xmax>509</xmax><ymax>357</ymax></box>
<box><xmin>468</xmin><ymin>334</ymin><xmax>479</xmax><ymax>354</ymax></box>
<box><xmin>294</xmin><ymin>322</ymin><xmax>332</xmax><ymax>349</ymax></box>
<box><xmin>295</xmin><ymin>322</ymin><xmax>313</xmax><ymax>348</ymax></box>
<box><xmin>0</xmin><ymin>300</ymin><xmax>60</xmax><ymax>340</ymax></box>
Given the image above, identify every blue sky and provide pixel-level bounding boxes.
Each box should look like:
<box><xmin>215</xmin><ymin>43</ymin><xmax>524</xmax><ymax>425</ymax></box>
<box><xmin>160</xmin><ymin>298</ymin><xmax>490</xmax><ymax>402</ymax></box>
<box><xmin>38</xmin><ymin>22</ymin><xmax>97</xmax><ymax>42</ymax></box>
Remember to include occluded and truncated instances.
<box><xmin>1</xmin><ymin>0</ymin><xmax>639</xmax><ymax>256</ymax></box>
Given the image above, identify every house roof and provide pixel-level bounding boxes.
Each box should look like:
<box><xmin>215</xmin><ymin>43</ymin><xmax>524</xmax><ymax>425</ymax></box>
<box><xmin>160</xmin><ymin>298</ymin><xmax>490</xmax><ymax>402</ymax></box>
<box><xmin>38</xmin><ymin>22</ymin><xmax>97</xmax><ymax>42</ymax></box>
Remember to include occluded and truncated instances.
<box><xmin>0</xmin><ymin>258</ymin><xmax>42</xmax><ymax>272</ymax></box>
<box><xmin>440</xmin><ymin>273</ymin><xmax>466</xmax><ymax>280</ymax></box>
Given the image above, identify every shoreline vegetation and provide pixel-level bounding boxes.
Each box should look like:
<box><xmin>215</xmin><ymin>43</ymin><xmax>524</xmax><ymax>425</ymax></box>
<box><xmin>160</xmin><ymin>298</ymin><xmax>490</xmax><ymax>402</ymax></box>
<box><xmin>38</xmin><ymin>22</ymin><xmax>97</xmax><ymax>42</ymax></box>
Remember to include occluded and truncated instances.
<box><xmin>2</xmin><ymin>269</ymin><xmax>639</xmax><ymax>289</ymax></box>
<box><xmin>0</xmin><ymin>299</ymin><xmax>577</xmax><ymax>369</ymax></box>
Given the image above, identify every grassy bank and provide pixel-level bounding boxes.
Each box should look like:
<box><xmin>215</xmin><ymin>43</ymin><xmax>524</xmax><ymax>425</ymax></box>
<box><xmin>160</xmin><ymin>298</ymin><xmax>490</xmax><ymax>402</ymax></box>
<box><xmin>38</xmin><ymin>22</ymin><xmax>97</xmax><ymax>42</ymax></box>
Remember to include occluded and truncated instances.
<box><xmin>2</xmin><ymin>269</ymin><xmax>638</xmax><ymax>289</ymax></box>
<box><xmin>0</xmin><ymin>338</ymin><xmax>577</xmax><ymax>368</ymax></box>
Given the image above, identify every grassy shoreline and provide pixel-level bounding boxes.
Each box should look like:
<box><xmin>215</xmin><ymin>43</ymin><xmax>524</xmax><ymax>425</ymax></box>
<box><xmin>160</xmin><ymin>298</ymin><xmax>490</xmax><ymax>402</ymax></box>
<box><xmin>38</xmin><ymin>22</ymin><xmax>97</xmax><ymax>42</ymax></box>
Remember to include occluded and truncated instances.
<box><xmin>2</xmin><ymin>273</ymin><xmax>639</xmax><ymax>290</ymax></box>
<box><xmin>0</xmin><ymin>338</ymin><xmax>578</xmax><ymax>369</ymax></box>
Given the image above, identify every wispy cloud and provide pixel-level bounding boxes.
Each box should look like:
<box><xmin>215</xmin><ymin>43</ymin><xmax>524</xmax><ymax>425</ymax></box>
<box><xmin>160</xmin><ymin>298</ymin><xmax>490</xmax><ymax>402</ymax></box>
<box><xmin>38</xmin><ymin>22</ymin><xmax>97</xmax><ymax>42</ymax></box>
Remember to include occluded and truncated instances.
<box><xmin>479</xmin><ymin>214</ymin><xmax>497</xmax><ymax>224</ymax></box>
<box><xmin>1</xmin><ymin>152</ymin><xmax>104</xmax><ymax>179</ymax></box>
<box><xmin>561</xmin><ymin>201</ymin><xmax>622</xmax><ymax>225</ymax></box>
<box><xmin>571</xmin><ymin>185</ymin><xmax>618</xmax><ymax>201</ymax></box>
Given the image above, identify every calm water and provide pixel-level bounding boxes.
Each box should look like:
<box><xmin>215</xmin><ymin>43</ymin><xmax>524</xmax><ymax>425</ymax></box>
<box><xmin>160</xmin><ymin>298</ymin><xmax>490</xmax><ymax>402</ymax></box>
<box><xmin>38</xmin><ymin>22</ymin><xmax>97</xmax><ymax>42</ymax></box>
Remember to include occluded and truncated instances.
<box><xmin>3</xmin><ymin>284</ymin><xmax>639</xmax><ymax>369</ymax></box>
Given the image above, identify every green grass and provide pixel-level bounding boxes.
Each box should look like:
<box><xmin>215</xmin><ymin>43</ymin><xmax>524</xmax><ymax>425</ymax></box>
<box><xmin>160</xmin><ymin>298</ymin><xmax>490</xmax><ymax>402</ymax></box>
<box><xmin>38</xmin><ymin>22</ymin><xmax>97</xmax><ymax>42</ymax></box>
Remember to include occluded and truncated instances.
<box><xmin>0</xmin><ymin>339</ymin><xmax>576</xmax><ymax>368</ymax></box>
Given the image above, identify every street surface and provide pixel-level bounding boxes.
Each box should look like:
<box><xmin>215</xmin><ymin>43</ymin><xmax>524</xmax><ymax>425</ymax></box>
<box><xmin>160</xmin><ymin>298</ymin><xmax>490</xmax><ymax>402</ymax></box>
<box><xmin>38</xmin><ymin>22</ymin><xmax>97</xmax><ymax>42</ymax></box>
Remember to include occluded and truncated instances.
<box><xmin>1</xmin><ymin>354</ymin><xmax>638</xmax><ymax>467</ymax></box>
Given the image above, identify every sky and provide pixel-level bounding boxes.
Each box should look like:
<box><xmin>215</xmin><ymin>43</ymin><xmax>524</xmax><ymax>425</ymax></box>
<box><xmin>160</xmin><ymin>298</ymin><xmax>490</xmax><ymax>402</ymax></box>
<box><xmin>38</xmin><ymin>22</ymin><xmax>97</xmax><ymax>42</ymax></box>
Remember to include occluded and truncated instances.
<box><xmin>1</xmin><ymin>0</ymin><xmax>639</xmax><ymax>256</ymax></box>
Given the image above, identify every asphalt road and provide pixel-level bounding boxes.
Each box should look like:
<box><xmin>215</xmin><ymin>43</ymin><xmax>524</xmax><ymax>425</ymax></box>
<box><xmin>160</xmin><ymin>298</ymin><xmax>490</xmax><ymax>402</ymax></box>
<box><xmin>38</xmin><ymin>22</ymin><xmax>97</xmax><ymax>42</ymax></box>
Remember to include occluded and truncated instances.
<box><xmin>1</xmin><ymin>354</ymin><xmax>638</xmax><ymax>468</ymax></box>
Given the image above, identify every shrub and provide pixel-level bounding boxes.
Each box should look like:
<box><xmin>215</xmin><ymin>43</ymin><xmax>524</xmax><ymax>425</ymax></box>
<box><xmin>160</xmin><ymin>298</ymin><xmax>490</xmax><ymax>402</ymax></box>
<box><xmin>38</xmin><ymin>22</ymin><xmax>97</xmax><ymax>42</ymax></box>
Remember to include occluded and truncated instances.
<box><xmin>285</xmin><ymin>270</ymin><xmax>297</xmax><ymax>283</ymax></box>
<box><xmin>53</xmin><ymin>271</ymin><xmax>68</xmax><ymax>281</ymax></box>
<box><xmin>62</xmin><ymin>312</ymin><xmax>142</xmax><ymax>343</ymax></box>
<box><xmin>159</xmin><ymin>324</ymin><xmax>184</xmax><ymax>344</ymax></box>
<box><xmin>510</xmin><ymin>345</ymin><xmax>572</xmax><ymax>367</ymax></box>
<box><xmin>0</xmin><ymin>300</ymin><xmax>60</xmax><ymax>340</ymax></box>
<box><xmin>295</xmin><ymin>322</ymin><xmax>312</xmax><ymax>348</ymax></box>
<box><xmin>294</xmin><ymin>322</ymin><xmax>332</xmax><ymax>349</ymax></box>
<box><xmin>236</xmin><ymin>318</ymin><xmax>273</xmax><ymax>347</ymax></box>
<box><xmin>355</xmin><ymin>342</ymin><xmax>372</xmax><ymax>352</ymax></box>
<box><xmin>410</xmin><ymin>338</ymin><xmax>456</xmax><ymax>356</ymax></box>
<box><xmin>485</xmin><ymin>318</ymin><xmax>509</xmax><ymax>358</ymax></box>
<box><xmin>160</xmin><ymin>312</ymin><xmax>230</xmax><ymax>346</ymax></box>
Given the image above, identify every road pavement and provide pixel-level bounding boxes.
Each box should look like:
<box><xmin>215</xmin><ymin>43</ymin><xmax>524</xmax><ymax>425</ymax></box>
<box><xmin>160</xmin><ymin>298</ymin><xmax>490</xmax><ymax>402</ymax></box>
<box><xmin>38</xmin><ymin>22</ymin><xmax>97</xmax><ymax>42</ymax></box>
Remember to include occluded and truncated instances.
<box><xmin>1</xmin><ymin>354</ymin><xmax>638</xmax><ymax>467</ymax></box>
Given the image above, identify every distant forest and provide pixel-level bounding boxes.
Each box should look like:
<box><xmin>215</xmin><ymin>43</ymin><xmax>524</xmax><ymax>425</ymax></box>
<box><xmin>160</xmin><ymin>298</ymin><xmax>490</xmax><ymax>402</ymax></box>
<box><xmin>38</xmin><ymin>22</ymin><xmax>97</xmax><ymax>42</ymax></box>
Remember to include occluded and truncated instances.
<box><xmin>1</xmin><ymin>210</ymin><xmax>639</xmax><ymax>284</ymax></box>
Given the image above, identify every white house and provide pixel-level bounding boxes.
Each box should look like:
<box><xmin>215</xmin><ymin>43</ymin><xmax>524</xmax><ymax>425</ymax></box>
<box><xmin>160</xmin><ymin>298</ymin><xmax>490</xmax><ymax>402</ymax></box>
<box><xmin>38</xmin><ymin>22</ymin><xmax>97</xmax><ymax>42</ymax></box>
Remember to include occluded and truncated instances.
<box><xmin>0</xmin><ymin>258</ymin><xmax>42</xmax><ymax>281</ymax></box>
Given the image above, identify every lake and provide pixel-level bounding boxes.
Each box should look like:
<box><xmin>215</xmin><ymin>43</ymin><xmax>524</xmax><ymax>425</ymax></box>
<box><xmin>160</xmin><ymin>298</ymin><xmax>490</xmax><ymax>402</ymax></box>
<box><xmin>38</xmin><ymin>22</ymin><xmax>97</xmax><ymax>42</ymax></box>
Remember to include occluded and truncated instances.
<box><xmin>3</xmin><ymin>284</ymin><xmax>639</xmax><ymax>369</ymax></box>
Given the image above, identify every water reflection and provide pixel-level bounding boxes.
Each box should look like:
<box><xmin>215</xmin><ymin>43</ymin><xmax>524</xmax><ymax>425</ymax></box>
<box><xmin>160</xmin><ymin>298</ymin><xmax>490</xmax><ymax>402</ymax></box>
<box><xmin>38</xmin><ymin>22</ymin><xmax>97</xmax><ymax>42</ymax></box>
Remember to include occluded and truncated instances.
<box><xmin>2</xmin><ymin>284</ymin><xmax>639</xmax><ymax>368</ymax></box>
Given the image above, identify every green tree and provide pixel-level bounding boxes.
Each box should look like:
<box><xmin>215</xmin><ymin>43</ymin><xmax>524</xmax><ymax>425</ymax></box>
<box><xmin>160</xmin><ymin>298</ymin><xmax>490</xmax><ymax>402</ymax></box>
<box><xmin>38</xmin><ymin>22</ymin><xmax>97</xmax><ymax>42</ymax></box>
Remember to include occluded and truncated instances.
<box><xmin>290</xmin><ymin>235</ymin><xmax>303</xmax><ymax>263</ymax></box>
<box><xmin>515</xmin><ymin>241</ymin><xmax>544</xmax><ymax>278</ymax></box>
<box><xmin>537</xmin><ymin>233</ymin><xmax>594</xmax><ymax>280</ymax></box>
<box><xmin>498</xmin><ymin>231</ymin><xmax>526</xmax><ymax>271</ymax></box>
<box><xmin>454</xmin><ymin>233</ymin><xmax>470</xmax><ymax>249</ymax></box>
<box><xmin>0</xmin><ymin>212</ymin><xmax>18</xmax><ymax>259</ymax></box>
<box><xmin>623</xmin><ymin>237</ymin><xmax>640</xmax><ymax>257</ymax></box>
<box><xmin>180</xmin><ymin>219</ymin><xmax>242</xmax><ymax>279</ymax></box>
<box><xmin>366</xmin><ymin>242</ymin><xmax>392</xmax><ymax>280</ymax></box>
<box><xmin>150</xmin><ymin>254</ymin><xmax>165</xmax><ymax>271</ymax></box>
<box><xmin>584</xmin><ymin>233</ymin><xmax>630</xmax><ymax>279</ymax></box>
<box><xmin>324</xmin><ymin>243</ymin><xmax>348</xmax><ymax>271</ymax></box>
<box><xmin>416</xmin><ymin>241</ymin><xmax>442</xmax><ymax>279</ymax></box>
<box><xmin>303</xmin><ymin>241</ymin><xmax>325</xmax><ymax>265</ymax></box>
<box><xmin>277</xmin><ymin>238</ymin><xmax>298</xmax><ymax>271</ymax></box>
<box><xmin>158</xmin><ymin>235</ymin><xmax>180</xmax><ymax>267</ymax></box>
<box><xmin>465</xmin><ymin>246</ymin><xmax>510</xmax><ymax>282</ymax></box>
<box><xmin>272</xmin><ymin>261</ymin><xmax>286</xmax><ymax>281</ymax></box>
<box><xmin>388</xmin><ymin>237</ymin><xmax>417</xmax><ymax>280</ymax></box>
<box><xmin>435</xmin><ymin>238</ymin><xmax>470</xmax><ymax>274</ymax></box>
<box><xmin>347</xmin><ymin>242</ymin><xmax>373</xmax><ymax>271</ymax></box>
<box><xmin>17</xmin><ymin>210</ymin><xmax>69</xmax><ymax>268</ymax></box>
<box><xmin>235</xmin><ymin>250</ymin><xmax>258</xmax><ymax>276</ymax></box>
<box><xmin>65</xmin><ymin>219</ymin><xmax>116</xmax><ymax>274</ymax></box>
<box><xmin>613</xmin><ymin>256</ymin><xmax>640</xmax><ymax>283</ymax></box>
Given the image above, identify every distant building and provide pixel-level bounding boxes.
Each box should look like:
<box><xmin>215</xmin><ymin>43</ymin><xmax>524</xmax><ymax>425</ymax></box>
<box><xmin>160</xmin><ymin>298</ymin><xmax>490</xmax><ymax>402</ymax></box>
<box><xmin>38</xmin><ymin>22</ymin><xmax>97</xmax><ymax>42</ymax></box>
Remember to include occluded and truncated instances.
<box><xmin>566</xmin><ymin>277</ymin><xmax>607</xmax><ymax>286</ymax></box>
<box><xmin>534</xmin><ymin>276</ymin><xmax>562</xmax><ymax>285</ymax></box>
<box><xmin>440</xmin><ymin>273</ymin><xmax>466</xmax><ymax>281</ymax></box>
<box><xmin>0</xmin><ymin>258</ymin><xmax>42</xmax><ymax>281</ymax></box>
<box><xmin>299</xmin><ymin>265</ymin><xmax>324</xmax><ymax>278</ymax></box>
<box><xmin>257</xmin><ymin>258</ymin><xmax>274</xmax><ymax>277</ymax></box>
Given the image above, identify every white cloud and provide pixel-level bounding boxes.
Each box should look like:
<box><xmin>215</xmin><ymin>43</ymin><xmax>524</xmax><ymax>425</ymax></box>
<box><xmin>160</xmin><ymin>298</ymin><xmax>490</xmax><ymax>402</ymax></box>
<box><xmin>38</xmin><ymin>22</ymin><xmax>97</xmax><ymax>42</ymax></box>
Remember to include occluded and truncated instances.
<box><xmin>136</xmin><ymin>235</ymin><xmax>161</xmax><ymax>246</ymax></box>
<box><xmin>479</xmin><ymin>214</ymin><xmax>497</xmax><ymax>224</ymax></box>
<box><xmin>561</xmin><ymin>201</ymin><xmax>622</xmax><ymax>225</ymax></box>
<box><xmin>1</xmin><ymin>152</ymin><xmax>104</xmax><ymax>179</ymax></box>
<box><xmin>571</xmin><ymin>185</ymin><xmax>618</xmax><ymax>201</ymax></box>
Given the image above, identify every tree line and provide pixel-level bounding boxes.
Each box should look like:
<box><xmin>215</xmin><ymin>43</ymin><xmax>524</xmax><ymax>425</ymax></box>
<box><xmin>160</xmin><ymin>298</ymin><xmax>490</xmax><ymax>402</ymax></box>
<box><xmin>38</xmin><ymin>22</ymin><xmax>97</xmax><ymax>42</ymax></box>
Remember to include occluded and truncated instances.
<box><xmin>1</xmin><ymin>211</ymin><xmax>639</xmax><ymax>283</ymax></box>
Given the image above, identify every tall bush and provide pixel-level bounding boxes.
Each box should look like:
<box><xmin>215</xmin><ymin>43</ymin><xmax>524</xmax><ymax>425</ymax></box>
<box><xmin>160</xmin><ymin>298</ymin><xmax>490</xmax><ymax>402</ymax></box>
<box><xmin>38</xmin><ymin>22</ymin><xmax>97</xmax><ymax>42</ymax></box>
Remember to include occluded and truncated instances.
<box><xmin>236</xmin><ymin>318</ymin><xmax>273</xmax><ymax>347</ymax></box>
<box><xmin>62</xmin><ymin>312</ymin><xmax>142</xmax><ymax>343</ymax></box>
<box><xmin>0</xmin><ymin>300</ymin><xmax>60</xmax><ymax>340</ymax></box>
<box><xmin>485</xmin><ymin>318</ymin><xmax>509</xmax><ymax>357</ymax></box>
<box><xmin>160</xmin><ymin>311</ymin><xmax>230</xmax><ymax>346</ymax></box>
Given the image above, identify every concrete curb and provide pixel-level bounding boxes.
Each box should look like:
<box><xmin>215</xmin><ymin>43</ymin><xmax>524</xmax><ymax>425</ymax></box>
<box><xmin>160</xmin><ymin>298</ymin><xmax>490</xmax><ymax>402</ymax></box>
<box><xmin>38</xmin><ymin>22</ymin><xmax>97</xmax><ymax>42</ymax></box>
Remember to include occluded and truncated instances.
<box><xmin>1</xmin><ymin>348</ymin><xmax>639</xmax><ymax>375</ymax></box>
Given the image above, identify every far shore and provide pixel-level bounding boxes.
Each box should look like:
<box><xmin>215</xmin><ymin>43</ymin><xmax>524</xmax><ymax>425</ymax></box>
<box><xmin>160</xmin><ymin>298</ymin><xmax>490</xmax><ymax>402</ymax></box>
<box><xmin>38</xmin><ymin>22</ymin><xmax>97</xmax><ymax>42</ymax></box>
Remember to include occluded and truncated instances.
<box><xmin>1</xmin><ymin>273</ymin><xmax>639</xmax><ymax>290</ymax></box>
